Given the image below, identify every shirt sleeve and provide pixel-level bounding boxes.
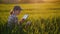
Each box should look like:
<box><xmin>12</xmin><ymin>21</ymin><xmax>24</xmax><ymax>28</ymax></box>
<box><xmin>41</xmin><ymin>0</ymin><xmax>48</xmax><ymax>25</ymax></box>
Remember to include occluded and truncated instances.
<box><xmin>8</xmin><ymin>16</ymin><xmax>18</xmax><ymax>25</ymax></box>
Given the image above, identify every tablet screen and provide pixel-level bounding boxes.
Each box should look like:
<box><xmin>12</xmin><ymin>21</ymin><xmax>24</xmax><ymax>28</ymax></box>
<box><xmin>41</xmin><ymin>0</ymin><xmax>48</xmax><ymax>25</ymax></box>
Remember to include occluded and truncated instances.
<box><xmin>22</xmin><ymin>14</ymin><xmax>28</xmax><ymax>20</ymax></box>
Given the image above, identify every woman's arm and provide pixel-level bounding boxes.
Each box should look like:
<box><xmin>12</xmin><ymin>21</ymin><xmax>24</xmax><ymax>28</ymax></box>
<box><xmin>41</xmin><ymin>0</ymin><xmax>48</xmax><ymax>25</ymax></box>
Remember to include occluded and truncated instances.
<box><xmin>19</xmin><ymin>19</ymin><xmax>25</xmax><ymax>25</ymax></box>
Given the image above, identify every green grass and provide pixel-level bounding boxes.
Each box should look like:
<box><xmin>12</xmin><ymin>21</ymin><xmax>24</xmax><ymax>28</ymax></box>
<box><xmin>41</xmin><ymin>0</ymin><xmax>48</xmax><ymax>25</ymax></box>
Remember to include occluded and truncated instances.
<box><xmin>0</xmin><ymin>3</ymin><xmax>60</xmax><ymax>34</ymax></box>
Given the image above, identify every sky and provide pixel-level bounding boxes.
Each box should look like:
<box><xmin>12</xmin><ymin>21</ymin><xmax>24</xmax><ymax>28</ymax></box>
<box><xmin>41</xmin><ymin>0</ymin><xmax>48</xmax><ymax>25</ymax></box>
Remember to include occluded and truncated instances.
<box><xmin>0</xmin><ymin>0</ymin><xmax>60</xmax><ymax>3</ymax></box>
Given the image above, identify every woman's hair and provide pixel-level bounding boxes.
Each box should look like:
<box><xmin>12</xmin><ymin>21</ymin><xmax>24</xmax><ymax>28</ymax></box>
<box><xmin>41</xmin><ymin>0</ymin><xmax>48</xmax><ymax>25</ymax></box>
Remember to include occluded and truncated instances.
<box><xmin>10</xmin><ymin>6</ymin><xmax>22</xmax><ymax>15</ymax></box>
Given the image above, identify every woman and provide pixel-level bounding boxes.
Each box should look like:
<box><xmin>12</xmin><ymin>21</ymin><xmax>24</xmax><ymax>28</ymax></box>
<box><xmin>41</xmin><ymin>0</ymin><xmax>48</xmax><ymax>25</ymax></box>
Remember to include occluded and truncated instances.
<box><xmin>7</xmin><ymin>6</ymin><xmax>25</xmax><ymax>34</ymax></box>
<box><xmin>7</xmin><ymin>6</ymin><xmax>31</xmax><ymax>34</ymax></box>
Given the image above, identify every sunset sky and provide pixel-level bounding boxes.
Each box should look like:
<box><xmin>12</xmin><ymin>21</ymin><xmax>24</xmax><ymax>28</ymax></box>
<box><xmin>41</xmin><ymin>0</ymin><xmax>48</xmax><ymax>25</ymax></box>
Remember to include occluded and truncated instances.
<box><xmin>0</xmin><ymin>0</ymin><xmax>60</xmax><ymax>3</ymax></box>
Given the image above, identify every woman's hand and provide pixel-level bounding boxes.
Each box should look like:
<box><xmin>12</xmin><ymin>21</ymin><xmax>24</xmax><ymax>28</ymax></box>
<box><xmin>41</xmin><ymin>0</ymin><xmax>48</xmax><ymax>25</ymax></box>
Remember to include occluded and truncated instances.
<box><xmin>25</xmin><ymin>21</ymin><xmax>31</xmax><ymax>28</ymax></box>
<box><xmin>19</xmin><ymin>19</ymin><xmax>25</xmax><ymax>24</ymax></box>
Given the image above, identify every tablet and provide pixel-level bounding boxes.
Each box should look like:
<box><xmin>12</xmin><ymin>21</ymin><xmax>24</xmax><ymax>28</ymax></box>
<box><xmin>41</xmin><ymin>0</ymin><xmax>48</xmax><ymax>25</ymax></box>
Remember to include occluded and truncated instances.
<box><xmin>22</xmin><ymin>14</ymin><xmax>29</xmax><ymax>20</ymax></box>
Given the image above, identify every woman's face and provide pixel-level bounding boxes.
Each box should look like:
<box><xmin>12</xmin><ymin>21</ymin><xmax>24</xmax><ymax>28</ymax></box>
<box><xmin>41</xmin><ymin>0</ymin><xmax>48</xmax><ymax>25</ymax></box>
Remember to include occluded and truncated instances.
<box><xmin>15</xmin><ymin>10</ymin><xmax>21</xmax><ymax>15</ymax></box>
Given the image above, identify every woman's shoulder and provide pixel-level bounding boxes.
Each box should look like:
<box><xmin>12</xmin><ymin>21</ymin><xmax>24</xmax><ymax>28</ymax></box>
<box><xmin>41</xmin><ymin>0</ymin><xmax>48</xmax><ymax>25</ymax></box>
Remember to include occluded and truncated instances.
<box><xmin>8</xmin><ymin>15</ymin><xmax>16</xmax><ymax>21</ymax></box>
<box><xmin>10</xmin><ymin>14</ymin><xmax>16</xmax><ymax>18</ymax></box>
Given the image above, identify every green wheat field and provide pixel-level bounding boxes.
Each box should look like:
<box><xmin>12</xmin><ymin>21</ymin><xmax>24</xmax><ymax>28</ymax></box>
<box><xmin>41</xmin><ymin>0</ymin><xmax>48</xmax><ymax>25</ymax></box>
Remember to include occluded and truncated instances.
<box><xmin>0</xmin><ymin>3</ymin><xmax>60</xmax><ymax>34</ymax></box>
